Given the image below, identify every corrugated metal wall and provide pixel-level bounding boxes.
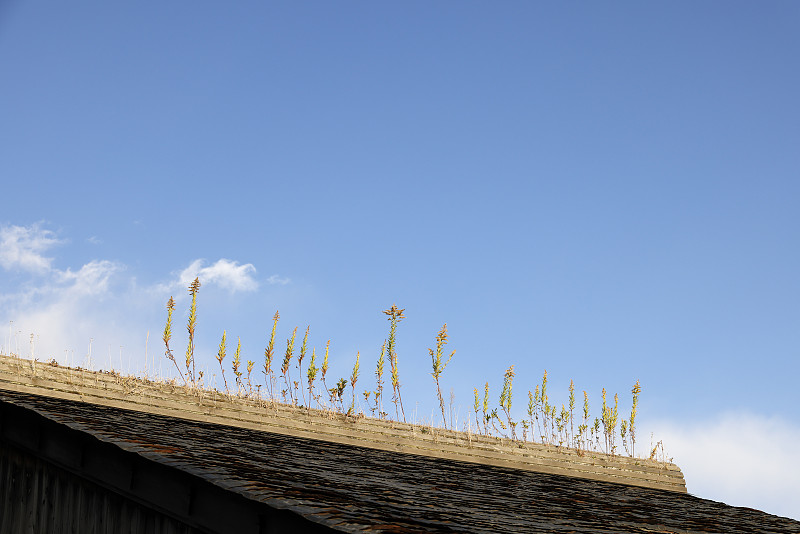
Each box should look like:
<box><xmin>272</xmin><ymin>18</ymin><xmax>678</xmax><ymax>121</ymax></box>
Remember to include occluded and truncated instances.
<box><xmin>0</xmin><ymin>442</ymin><xmax>203</xmax><ymax>534</ymax></box>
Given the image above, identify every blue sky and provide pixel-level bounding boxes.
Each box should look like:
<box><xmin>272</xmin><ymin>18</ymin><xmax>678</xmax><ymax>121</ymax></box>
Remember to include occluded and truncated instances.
<box><xmin>1</xmin><ymin>1</ymin><xmax>799</xmax><ymax>519</ymax></box>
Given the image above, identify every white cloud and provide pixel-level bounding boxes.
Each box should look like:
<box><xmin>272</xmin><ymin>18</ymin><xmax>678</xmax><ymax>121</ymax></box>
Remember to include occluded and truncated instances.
<box><xmin>57</xmin><ymin>260</ymin><xmax>122</xmax><ymax>296</ymax></box>
<box><xmin>266</xmin><ymin>274</ymin><xmax>290</xmax><ymax>285</ymax></box>
<box><xmin>1</xmin><ymin>223</ymin><xmax>282</xmax><ymax>378</ymax></box>
<box><xmin>648</xmin><ymin>413</ymin><xmax>800</xmax><ymax>521</ymax></box>
<box><xmin>0</xmin><ymin>222</ymin><xmax>63</xmax><ymax>273</ymax></box>
<box><xmin>87</xmin><ymin>236</ymin><xmax>102</xmax><ymax>245</ymax></box>
<box><xmin>177</xmin><ymin>258</ymin><xmax>259</xmax><ymax>292</ymax></box>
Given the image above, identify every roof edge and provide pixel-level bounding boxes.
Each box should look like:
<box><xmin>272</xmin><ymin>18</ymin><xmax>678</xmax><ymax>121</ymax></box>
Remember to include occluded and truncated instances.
<box><xmin>0</xmin><ymin>354</ymin><xmax>685</xmax><ymax>493</ymax></box>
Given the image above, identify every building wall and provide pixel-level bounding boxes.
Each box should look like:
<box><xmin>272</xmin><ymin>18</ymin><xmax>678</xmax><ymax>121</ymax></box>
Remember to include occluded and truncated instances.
<box><xmin>0</xmin><ymin>441</ymin><xmax>203</xmax><ymax>534</ymax></box>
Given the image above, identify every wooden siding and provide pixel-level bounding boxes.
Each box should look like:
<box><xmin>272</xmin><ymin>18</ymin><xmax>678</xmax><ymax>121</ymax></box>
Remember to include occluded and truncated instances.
<box><xmin>0</xmin><ymin>441</ymin><xmax>200</xmax><ymax>534</ymax></box>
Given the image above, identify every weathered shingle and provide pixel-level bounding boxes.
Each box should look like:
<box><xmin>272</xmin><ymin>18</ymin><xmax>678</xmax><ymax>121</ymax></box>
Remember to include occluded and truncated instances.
<box><xmin>1</xmin><ymin>390</ymin><xmax>798</xmax><ymax>534</ymax></box>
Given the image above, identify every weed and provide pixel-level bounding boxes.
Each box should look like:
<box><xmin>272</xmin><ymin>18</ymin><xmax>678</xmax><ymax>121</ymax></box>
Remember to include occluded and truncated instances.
<box><xmin>482</xmin><ymin>382</ymin><xmax>490</xmax><ymax>435</ymax></box>
<box><xmin>649</xmin><ymin>439</ymin><xmax>671</xmax><ymax>463</ymax></box>
<box><xmin>429</xmin><ymin>323</ymin><xmax>456</xmax><ymax>429</ymax></box>
<box><xmin>349</xmin><ymin>351</ymin><xmax>360</xmax><ymax>415</ymax></box>
<box><xmin>232</xmin><ymin>336</ymin><xmax>242</xmax><ymax>394</ymax></box>
<box><xmin>264</xmin><ymin>311</ymin><xmax>279</xmax><ymax>400</ymax></box>
<box><xmin>321</xmin><ymin>339</ymin><xmax>330</xmax><ymax>398</ymax></box>
<box><xmin>499</xmin><ymin>365</ymin><xmax>515</xmax><ymax>438</ymax></box>
<box><xmin>329</xmin><ymin>377</ymin><xmax>346</xmax><ymax>412</ymax></box>
<box><xmin>601</xmin><ymin>388</ymin><xmax>609</xmax><ymax>452</ymax></box>
<box><xmin>559</xmin><ymin>404</ymin><xmax>569</xmax><ymax>447</ymax></box>
<box><xmin>375</xmin><ymin>340</ymin><xmax>386</xmax><ymax>418</ymax></box>
<box><xmin>527</xmin><ymin>390</ymin><xmax>536</xmax><ymax>442</ymax></box>
<box><xmin>298</xmin><ymin>326</ymin><xmax>309</xmax><ymax>406</ymax></box>
<box><xmin>580</xmin><ymin>390</ymin><xmax>590</xmax><ymax>450</ymax></box>
<box><xmin>620</xmin><ymin>418</ymin><xmax>629</xmax><ymax>455</ymax></box>
<box><xmin>533</xmin><ymin>385</ymin><xmax>542</xmax><ymax>441</ymax></box>
<box><xmin>611</xmin><ymin>393</ymin><xmax>619</xmax><ymax>454</ymax></box>
<box><xmin>568</xmin><ymin>380</ymin><xmax>575</xmax><ymax>447</ymax></box>
<box><xmin>384</xmin><ymin>304</ymin><xmax>406</xmax><ymax>422</ymax></box>
<box><xmin>281</xmin><ymin>327</ymin><xmax>298</xmax><ymax>405</ymax></box>
<box><xmin>150</xmin><ymin>284</ymin><xmax>660</xmax><ymax>460</ymax></box>
<box><xmin>162</xmin><ymin>296</ymin><xmax>185</xmax><ymax>382</ymax></box>
<box><xmin>593</xmin><ymin>417</ymin><xmax>601</xmax><ymax>450</ymax></box>
<box><xmin>630</xmin><ymin>379</ymin><xmax>641</xmax><ymax>457</ymax></box>
<box><xmin>246</xmin><ymin>359</ymin><xmax>255</xmax><ymax>395</ymax></box>
<box><xmin>216</xmin><ymin>330</ymin><xmax>229</xmax><ymax>394</ymax></box>
<box><xmin>363</xmin><ymin>390</ymin><xmax>374</xmax><ymax>415</ymax></box>
<box><xmin>307</xmin><ymin>347</ymin><xmax>318</xmax><ymax>409</ymax></box>
<box><xmin>185</xmin><ymin>278</ymin><xmax>200</xmax><ymax>387</ymax></box>
<box><xmin>541</xmin><ymin>370</ymin><xmax>550</xmax><ymax>443</ymax></box>
<box><xmin>473</xmin><ymin>387</ymin><xmax>480</xmax><ymax>433</ymax></box>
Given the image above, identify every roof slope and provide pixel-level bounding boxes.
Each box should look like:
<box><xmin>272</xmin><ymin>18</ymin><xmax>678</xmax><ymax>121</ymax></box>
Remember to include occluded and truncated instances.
<box><xmin>1</xmin><ymin>390</ymin><xmax>798</xmax><ymax>534</ymax></box>
<box><xmin>0</xmin><ymin>355</ymin><xmax>686</xmax><ymax>493</ymax></box>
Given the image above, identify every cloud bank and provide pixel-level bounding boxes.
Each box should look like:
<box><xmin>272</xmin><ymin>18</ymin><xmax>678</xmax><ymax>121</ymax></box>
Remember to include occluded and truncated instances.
<box><xmin>0</xmin><ymin>222</ymin><xmax>63</xmax><ymax>273</ymax></box>
<box><xmin>0</xmin><ymin>222</ymin><xmax>288</xmax><ymax>372</ymax></box>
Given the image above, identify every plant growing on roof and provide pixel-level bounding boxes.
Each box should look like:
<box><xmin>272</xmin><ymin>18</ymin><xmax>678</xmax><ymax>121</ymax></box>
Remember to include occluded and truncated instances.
<box><xmin>568</xmin><ymin>379</ymin><xmax>575</xmax><ymax>448</ymax></box>
<box><xmin>499</xmin><ymin>365</ymin><xmax>515</xmax><ymax>439</ymax></box>
<box><xmin>532</xmin><ymin>385</ymin><xmax>542</xmax><ymax>441</ymax></box>
<box><xmin>307</xmin><ymin>347</ymin><xmax>318</xmax><ymax>409</ymax></box>
<box><xmin>601</xmin><ymin>388</ymin><xmax>609</xmax><ymax>452</ymax></box>
<box><xmin>558</xmin><ymin>404</ymin><xmax>570</xmax><ymax>447</ymax></box>
<box><xmin>231</xmin><ymin>336</ymin><xmax>243</xmax><ymax>394</ymax></box>
<box><xmin>363</xmin><ymin>390</ymin><xmax>374</xmax><ymax>415</ymax></box>
<box><xmin>592</xmin><ymin>416</ymin><xmax>601</xmax><ymax>450</ymax></box>
<box><xmin>281</xmin><ymin>327</ymin><xmax>298</xmax><ymax>405</ymax></box>
<box><xmin>162</xmin><ymin>296</ymin><xmax>185</xmax><ymax>382</ymax></box>
<box><xmin>540</xmin><ymin>370</ymin><xmax>550</xmax><ymax>444</ymax></box>
<box><xmin>348</xmin><ymin>351</ymin><xmax>360</xmax><ymax>415</ymax></box>
<box><xmin>374</xmin><ymin>340</ymin><xmax>386</xmax><ymax>418</ymax></box>
<box><xmin>216</xmin><ymin>330</ymin><xmax>230</xmax><ymax>394</ymax></box>
<box><xmin>620</xmin><ymin>418</ymin><xmax>630</xmax><ymax>455</ymax></box>
<box><xmin>297</xmin><ymin>326</ymin><xmax>309</xmax><ymax>406</ymax></box>
<box><xmin>614</xmin><ymin>393</ymin><xmax>620</xmax><ymax>451</ymax></box>
<box><xmin>429</xmin><ymin>323</ymin><xmax>456</xmax><ymax>429</ymax></box>
<box><xmin>384</xmin><ymin>304</ymin><xmax>406</xmax><ymax>422</ymax></box>
<box><xmin>185</xmin><ymin>277</ymin><xmax>201</xmax><ymax>387</ymax></box>
<box><xmin>527</xmin><ymin>389</ymin><xmax>536</xmax><ymax>442</ymax></box>
<box><xmin>489</xmin><ymin>408</ymin><xmax>507</xmax><ymax>438</ymax></box>
<box><xmin>630</xmin><ymin>379</ymin><xmax>641</xmax><ymax>457</ymax></box>
<box><xmin>246</xmin><ymin>359</ymin><xmax>255</xmax><ymax>396</ymax></box>
<box><xmin>482</xmin><ymin>381</ymin><xmax>490</xmax><ymax>435</ymax></box>
<box><xmin>329</xmin><ymin>377</ymin><xmax>346</xmax><ymax>413</ymax></box>
<box><xmin>156</xmin><ymin>296</ymin><xmax>659</xmax><ymax>459</ymax></box>
<box><xmin>601</xmin><ymin>388</ymin><xmax>620</xmax><ymax>454</ymax></box>
<box><xmin>579</xmin><ymin>390</ymin><xmax>590</xmax><ymax>451</ymax></box>
<box><xmin>320</xmin><ymin>339</ymin><xmax>330</xmax><ymax>404</ymax></box>
<box><xmin>473</xmin><ymin>387</ymin><xmax>480</xmax><ymax>434</ymax></box>
<box><xmin>263</xmin><ymin>311</ymin><xmax>279</xmax><ymax>401</ymax></box>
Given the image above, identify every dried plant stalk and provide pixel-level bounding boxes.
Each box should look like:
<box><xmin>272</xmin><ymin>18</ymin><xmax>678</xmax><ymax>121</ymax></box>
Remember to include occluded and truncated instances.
<box><xmin>216</xmin><ymin>330</ymin><xmax>229</xmax><ymax>394</ymax></box>
<box><xmin>162</xmin><ymin>296</ymin><xmax>185</xmax><ymax>382</ymax></box>
<box><xmin>384</xmin><ymin>304</ymin><xmax>406</xmax><ymax>422</ymax></box>
<box><xmin>429</xmin><ymin>323</ymin><xmax>456</xmax><ymax>429</ymax></box>
<box><xmin>264</xmin><ymin>311</ymin><xmax>279</xmax><ymax>400</ymax></box>
<box><xmin>185</xmin><ymin>278</ymin><xmax>201</xmax><ymax>387</ymax></box>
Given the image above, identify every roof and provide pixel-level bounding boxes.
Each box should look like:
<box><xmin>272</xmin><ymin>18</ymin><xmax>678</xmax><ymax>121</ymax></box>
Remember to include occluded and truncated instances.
<box><xmin>0</xmin><ymin>355</ymin><xmax>686</xmax><ymax>493</ymax></box>
<box><xmin>2</xmin><ymin>389</ymin><xmax>799</xmax><ymax>534</ymax></box>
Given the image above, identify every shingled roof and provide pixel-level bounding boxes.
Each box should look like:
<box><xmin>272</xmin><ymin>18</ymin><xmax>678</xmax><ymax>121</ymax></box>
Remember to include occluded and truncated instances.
<box><xmin>2</xmin><ymin>384</ymin><xmax>799</xmax><ymax>533</ymax></box>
